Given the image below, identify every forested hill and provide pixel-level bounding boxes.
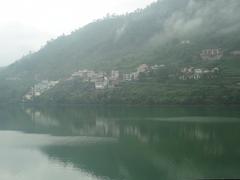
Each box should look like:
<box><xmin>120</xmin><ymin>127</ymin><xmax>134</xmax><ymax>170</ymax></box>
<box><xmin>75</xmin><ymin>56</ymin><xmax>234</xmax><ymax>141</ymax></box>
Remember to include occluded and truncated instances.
<box><xmin>1</xmin><ymin>0</ymin><xmax>240</xmax><ymax>104</ymax></box>
<box><xmin>1</xmin><ymin>0</ymin><xmax>240</xmax><ymax>80</ymax></box>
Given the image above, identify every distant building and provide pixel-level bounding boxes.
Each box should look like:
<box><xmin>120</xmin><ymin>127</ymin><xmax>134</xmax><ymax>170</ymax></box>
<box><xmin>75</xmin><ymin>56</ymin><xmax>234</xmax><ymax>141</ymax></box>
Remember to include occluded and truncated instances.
<box><xmin>193</xmin><ymin>69</ymin><xmax>203</xmax><ymax>80</ymax></box>
<box><xmin>72</xmin><ymin>70</ymin><xmax>87</xmax><ymax>78</ymax></box>
<box><xmin>230</xmin><ymin>50</ymin><xmax>240</xmax><ymax>56</ymax></box>
<box><xmin>110</xmin><ymin>70</ymin><xmax>120</xmax><ymax>80</ymax></box>
<box><xmin>6</xmin><ymin>77</ymin><xmax>21</xmax><ymax>81</ymax></box>
<box><xmin>194</xmin><ymin>69</ymin><xmax>203</xmax><ymax>74</ymax></box>
<box><xmin>181</xmin><ymin>67</ymin><xmax>194</xmax><ymax>73</ymax></box>
<box><xmin>211</xmin><ymin>67</ymin><xmax>220</xmax><ymax>73</ymax></box>
<box><xmin>150</xmin><ymin>64</ymin><xmax>165</xmax><ymax>70</ymax></box>
<box><xmin>180</xmin><ymin>40</ymin><xmax>191</xmax><ymax>45</ymax></box>
<box><xmin>179</xmin><ymin>67</ymin><xmax>219</xmax><ymax>80</ymax></box>
<box><xmin>137</xmin><ymin>64</ymin><xmax>149</xmax><ymax>73</ymax></box>
<box><xmin>24</xmin><ymin>94</ymin><xmax>33</xmax><ymax>100</ymax></box>
<box><xmin>200</xmin><ymin>48</ymin><xmax>223</xmax><ymax>60</ymax></box>
<box><xmin>107</xmin><ymin>71</ymin><xmax>120</xmax><ymax>88</ymax></box>
<box><xmin>35</xmin><ymin>92</ymin><xmax>41</xmax><ymax>96</ymax></box>
<box><xmin>72</xmin><ymin>70</ymin><xmax>96</xmax><ymax>82</ymax></box>
<box><xmin>193</xmin><ymin>72</ymin><xmax>201</xmax><ymax>79</ymax></box>
<box><xmin>23</xmin><ymin>80</ymin><xmax>59</xmax><ymax>101</ymax></box>
<box><xmin>123</xmin><ymin>74</ymin><xmax>132</xmax><ymax>81</ymax></box>
<box><xmin>131</xmin><ymin>72</ymin><xmax>139</xmax><ymax>80</ymax></box>
<box><xmin>95</xmin><ymin>77</ymin><xmax>109</xmax><ymax>90</ymax></box>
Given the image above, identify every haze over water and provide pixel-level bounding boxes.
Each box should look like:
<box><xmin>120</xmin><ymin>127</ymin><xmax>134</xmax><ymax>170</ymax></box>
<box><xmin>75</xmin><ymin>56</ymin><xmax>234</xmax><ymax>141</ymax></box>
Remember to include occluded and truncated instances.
<box><xmin>0</xmin><ymin>105</ymin><xmax>240</xmax><ymax>180</ymax></box>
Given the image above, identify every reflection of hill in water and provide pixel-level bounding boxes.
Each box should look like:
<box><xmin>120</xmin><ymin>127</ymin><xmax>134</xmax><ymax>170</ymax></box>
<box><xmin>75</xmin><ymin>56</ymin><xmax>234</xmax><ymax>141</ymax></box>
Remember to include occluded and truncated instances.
<box><xmin>1</xmin><ymin>105</ymin><xmax>240</xmax><ymax>137</ymax></box>
<box><xmin>40</xmin><ymin>120</ymin><xmax>240</xmax><ymax>180</ymax></box>
<box><xmin>1</xmin><ymin>105</ymin><xmax>240</xmax><ymax>179</ymax></box>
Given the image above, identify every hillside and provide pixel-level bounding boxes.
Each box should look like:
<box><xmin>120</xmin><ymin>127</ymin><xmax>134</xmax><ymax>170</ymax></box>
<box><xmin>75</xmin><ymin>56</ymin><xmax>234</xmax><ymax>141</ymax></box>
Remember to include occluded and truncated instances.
<box><xmin>1</xmin><ymin>0</ymin><xmax>240</xmax><ymax>104</ymax></box>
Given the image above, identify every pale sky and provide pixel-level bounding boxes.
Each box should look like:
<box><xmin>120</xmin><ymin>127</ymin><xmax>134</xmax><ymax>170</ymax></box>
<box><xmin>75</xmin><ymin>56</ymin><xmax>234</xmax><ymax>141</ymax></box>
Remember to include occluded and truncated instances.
<box><xmin>0</xmin><ymin>0</ymin><xmax>156</xmax><ymax>66</ymax></box>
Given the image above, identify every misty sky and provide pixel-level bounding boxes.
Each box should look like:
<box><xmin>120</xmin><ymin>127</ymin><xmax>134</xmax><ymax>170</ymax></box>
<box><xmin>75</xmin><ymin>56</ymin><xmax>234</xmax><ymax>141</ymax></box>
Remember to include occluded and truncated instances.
<box><xmin>0</xmin><ymin>0</ymin><xmax>156</xmax><ymax>67</ymax></box>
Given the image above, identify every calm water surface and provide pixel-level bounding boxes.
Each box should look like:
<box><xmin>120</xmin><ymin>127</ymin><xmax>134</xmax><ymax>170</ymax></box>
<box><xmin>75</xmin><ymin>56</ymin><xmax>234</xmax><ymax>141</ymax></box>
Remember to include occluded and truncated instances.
<box><xmin>0</xmin><ymin>105</ymin><xmax>240</xmax><ymax>180</ymax></box>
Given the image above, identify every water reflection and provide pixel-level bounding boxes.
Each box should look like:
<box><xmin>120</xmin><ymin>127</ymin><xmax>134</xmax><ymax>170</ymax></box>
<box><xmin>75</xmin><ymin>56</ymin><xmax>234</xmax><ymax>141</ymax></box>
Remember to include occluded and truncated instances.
<box><xmin>0</xmin><ymin>105</ymin><xmax>240</xmax><ymax>180</ymax></box>
<box><xmin>0</xmin><ymin>146</ymin><xmax>105</xmax><ymax>180</ymax></box>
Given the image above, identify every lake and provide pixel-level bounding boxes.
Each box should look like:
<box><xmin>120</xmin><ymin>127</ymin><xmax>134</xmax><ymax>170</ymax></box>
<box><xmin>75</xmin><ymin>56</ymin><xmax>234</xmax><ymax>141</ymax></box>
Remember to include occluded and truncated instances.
<box><xmin>0</xmin><ymin>105</ymin><xmax>240</xmax><ymax>180</ymax></box>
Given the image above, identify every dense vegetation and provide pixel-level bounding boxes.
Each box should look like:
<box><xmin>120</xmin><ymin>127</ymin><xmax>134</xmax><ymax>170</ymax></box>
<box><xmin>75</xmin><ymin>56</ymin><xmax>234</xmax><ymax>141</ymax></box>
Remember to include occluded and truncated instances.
<box><xmin>1</xmin><ymin>0</ymin><xmax>240</xmax><ymax>105</ymax></box>
<box><xmin>36</xmin><ymin>78</ymin><xmax>240</xmax><ymax>105</ymax></box>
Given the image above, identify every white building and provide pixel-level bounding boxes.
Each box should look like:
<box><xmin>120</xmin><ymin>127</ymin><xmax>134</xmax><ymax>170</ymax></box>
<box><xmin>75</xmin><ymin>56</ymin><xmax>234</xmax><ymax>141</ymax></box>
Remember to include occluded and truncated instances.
<box><xmin>23</xmin><ymin>80</ymin><xmax>59</xmax><ymax>101</ymax></box>
<box><xmin>95</xmin><ymin>77</ymin><xmax>109</xmax><ymax>90</ymax></box>
<box><xmin>123</xmin><ymin>74</ymin><xmax>132</xmax><ymax>81</ymax></box>
<box><xmin>230</xmin><ymin>51</ymin><xmax>240</xmax><ymax>56</ymax></box>
<box><xmin>211</xmin><ymin>67</ymin><xmax>220</xmax><ymax>73</ymax></box>
<box><xmin>193</xmin><ymin>69</ymin><xmax>203</xmax><ymax>80</ymax></box>
<box><xmin>194</xmin><ymin>69</ymin><xmax>203</xmax><ymax>74</ymax></box>
<box><xmin>24</xmin><ymin>94</ymin><xmax>33</xmax><ymax>100</ymax></box>
<box><xmin>111</xmin><ymin>70</ymin><xmax>120</xmax><ymax>80</ymax></box>
<box><xmin>137</xmin><ymin>64</ymin><xmax>149</xmax><ymax>73</ymax></box>
<box><xmin>181</xmin><ymin>40</ymin><xmax>191</xmax><ymax>45</ymax></box>
<box><xmin>200</xmin><ymin>48</ymin><xmax>223</xmax><ymax>60</ymax></box>
<box><xmin>72</xmin><ymin>70</ymin><xmax>96</xmax><ymax>82</ymax></box>
<box><xmin>150</xmin><ymin>64</ymin><xmax>165</xmax><ymax>70</ymax></box>
<box><xmin>131</xmin><ymin>72</ymin><xmax>139</xmax><ymax>80</ymax></box>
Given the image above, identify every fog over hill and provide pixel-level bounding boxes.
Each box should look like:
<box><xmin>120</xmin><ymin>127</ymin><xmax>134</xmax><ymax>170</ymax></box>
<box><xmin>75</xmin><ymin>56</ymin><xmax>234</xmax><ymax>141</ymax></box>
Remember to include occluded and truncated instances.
<box><xmin>0</xmin><ymin>0</ymin><xmax>155</xmax><ymax>67</ymax></box>
<box><xmin>0</xmin><ymin>23</ymin><xmax>52</xmax><ymax>66</ymax></box>
<box><xmin>2</xmin><ymin>0</ymin><xmax>240</xmax><ymax>79</ymax></box>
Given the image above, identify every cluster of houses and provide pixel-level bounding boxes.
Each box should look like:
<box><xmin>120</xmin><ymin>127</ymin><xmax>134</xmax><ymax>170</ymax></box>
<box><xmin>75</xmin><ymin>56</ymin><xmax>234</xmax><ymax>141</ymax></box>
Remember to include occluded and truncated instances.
<box><xmin>23</xmin><ymin>64</ymin><xmax>165</xmax><ymax>101</ymax></box>
<box><xmin>199</xmin><ymin>48</ymin><xmax>240</xmax><ymax>59</ymax></box>
<box><xmin>22</xmin><ymin>62</ymin><xmax>223</xmax><ymax>101</ymax></box>
<box><xmin>179</xmin><ymin>67</ymin><xmax>220</xmax><ymax>80</ymax></box>
<box><xmin>68</xmin><ymin>64</ymin><xmax>165</xmax><ymax>89</ymax></box>
<box><xmin>68</xmin><ymin>69</ymin><xmax>120</xmax><ymax>89</ymax></box>
<box><xmin>23</xmin><ymin>80</ymin><xmax>59</xmax><ymax>101</ymax></box>
<box><xmin>123</xmin><ymin>64</ymin><xmax>165</xmax><ymax>81</ymax></box>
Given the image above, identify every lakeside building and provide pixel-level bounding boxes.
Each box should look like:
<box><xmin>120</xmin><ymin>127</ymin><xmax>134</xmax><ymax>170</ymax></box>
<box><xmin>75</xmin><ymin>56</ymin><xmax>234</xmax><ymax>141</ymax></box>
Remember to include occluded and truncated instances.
<box><xmin>23</xmin><ymin>80</ymin><xmax>59</xmax><ymax>101</ymax></box>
